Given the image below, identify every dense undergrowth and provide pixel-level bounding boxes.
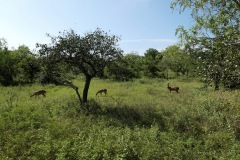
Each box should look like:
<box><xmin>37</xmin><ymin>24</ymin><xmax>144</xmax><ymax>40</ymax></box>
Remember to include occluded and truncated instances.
<box><xmin>0</xmin><ymin>78</ymin><xmax>240</xmax><ymax>159</ymax></box>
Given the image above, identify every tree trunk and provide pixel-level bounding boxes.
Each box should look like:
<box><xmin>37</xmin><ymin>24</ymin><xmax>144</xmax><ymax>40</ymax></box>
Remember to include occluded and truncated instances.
<box><xmin>214</xmin><ymin>72</ymin><xmax>221</xmax><ymax>90</ymax></box>
<box><xmin>214</xmin><ymin>80</ymin><xmax>220</xmax><ymax>90</ymax></box>
<box><xmin>82</xmin><ymin>75</ymin><xmax>92</xmax><ymax>103</ymax></box>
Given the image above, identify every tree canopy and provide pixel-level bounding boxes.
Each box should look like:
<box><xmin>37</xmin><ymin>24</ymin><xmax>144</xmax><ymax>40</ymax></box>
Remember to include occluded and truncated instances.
<box><xmin>143</xmin><ymin>48</ymin><xmax>163</xmax><ymax>78</ymax></box>
<box><xmin>162</xmin><ymin>45</ymin><xmax>195</xmax><ymax>76</ymax></box>
<box><xmin>106</xmin><ymin>53</ymin><xmax>143</xmax><ymax>81</ymax></box>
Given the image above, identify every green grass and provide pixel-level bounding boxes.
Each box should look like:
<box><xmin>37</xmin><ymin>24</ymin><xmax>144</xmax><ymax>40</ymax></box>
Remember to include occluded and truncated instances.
<box><xmin>0</xmin><ymin>77</ymin><xmax>240</xmax><ymax>159</ymax></box>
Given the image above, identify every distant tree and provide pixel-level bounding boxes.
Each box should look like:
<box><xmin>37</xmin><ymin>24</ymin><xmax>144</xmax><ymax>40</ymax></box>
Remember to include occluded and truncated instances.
<box><xmin>0</xmin><ymin>40</ymin><xmax>42</xmax><ymax>85</ymax></box>
<box><xmin>37</xmin><ymin>52</ymin><xmax>65</xmax><ymax>85</ymax></box>
<box><xmin>143</xmin><ymin>48</ymin><xmax>163</xmax><ymax>78</ymax></box>
<box><xmin>162</xmin><ymin>45</ymin><xmax>194</xmax><ymax>77</ymax></box>
<box><xmin>0</xmin><ymin>41</ymin><xmax>19</xmax><ymax>85</ymax></box>
<box><xmin>0</xmin><ymin>38</ymin><xmax>8</xmax><ymax>49</ymax></box>
<box><xmin>144</xmin><ymin>48</ymin><xmax>162</xmax><ymax>60</ymax></box>
<box><xmin>37</xmin><ymin>28</ymin><xmax>122</xmax><ymax>103</ymax></box>
<box><xmin>14</xmin><ymin>45</ymin><xmax>41</xmax><ymax>83</ymax></box>
<box><xmin>171</xmin><ymin>0</ymin><xmax>240</xmax><ymax>90</ymax></box>
<box><xmin>106</xmin><ymin>53</ymin><xmax>143</xmax><ymax>81</ymax></box>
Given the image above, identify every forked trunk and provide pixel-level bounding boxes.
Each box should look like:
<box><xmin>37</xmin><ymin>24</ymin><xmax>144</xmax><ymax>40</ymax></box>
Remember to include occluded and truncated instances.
<box><xmin>214</xmin><ymin>81</ymin><xmax>220</xmax><ymax>90</ymax></box>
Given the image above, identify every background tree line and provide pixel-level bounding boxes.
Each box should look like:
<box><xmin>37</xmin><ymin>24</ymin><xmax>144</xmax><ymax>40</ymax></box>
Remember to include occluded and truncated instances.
<box><xmin>1</xmin><ymin>29</ymin><xmax>238</xmax><ymax>90</ymax></box>
<box><xmin>0</xmin><ymin>37</ymin><xmax>198</xmax><ymax>85</ymax></box>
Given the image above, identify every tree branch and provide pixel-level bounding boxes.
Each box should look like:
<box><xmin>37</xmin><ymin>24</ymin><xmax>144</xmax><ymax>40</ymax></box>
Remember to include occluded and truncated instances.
<box><xmin>64</xmin><ymin>80</ymin><xmax>82</xmax><ymax>104</ymax></box>
<box><xmin>233</xmin><ymin>0</ymin><xmax>240</xmax><ymax>9</ymax></box>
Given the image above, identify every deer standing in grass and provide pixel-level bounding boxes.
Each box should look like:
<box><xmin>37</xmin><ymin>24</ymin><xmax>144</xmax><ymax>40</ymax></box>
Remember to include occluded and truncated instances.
<box><xmin>96</xmin><ymin>88</ymin><xmax>107</xmax><ymax>96</ymax></box>
<box><xmin>30</xmin><ymin>90</ymin><xmax>46</xmax><ymax>98</ymax></box>
<box><xmin>167</xmin><ymin>83</ymin><xmax>179</xmax><ymax>93</ymax></box>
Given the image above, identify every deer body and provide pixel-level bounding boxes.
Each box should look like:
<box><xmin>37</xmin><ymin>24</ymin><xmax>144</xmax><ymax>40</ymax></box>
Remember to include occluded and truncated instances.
<box><xmin>167</xmin><ymin>83</ymin><xmax>179</xmax><ymax>93</ymax></box>
<box><xmin>30</xmin><ymin>90</ymin><xmax>46</xmax><ymax>98</ymax></box>
<box><xmin>96</xmin><ymin>88</ymin><xmax>107</xmax><ymax>96</ymax></box>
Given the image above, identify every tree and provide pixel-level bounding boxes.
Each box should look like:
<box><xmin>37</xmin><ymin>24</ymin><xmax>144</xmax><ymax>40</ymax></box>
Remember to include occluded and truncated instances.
<box><xmin>143</xmin><ymin>48</ymin><xmax>163</xmax><ymax>78</ymax></box>
<box><xmin>171</xmin><ymin>0</ymin><xmax>240</xmax><ymax>90</ymax></box>
<box><xmin>38</xmin><ymin>53</ymin><xmax>65</xmax><ymax>85</ymax></box>
<box><xmin>37</xmin><ymin>28</ymin><xmax>122</xmax><ymax>103</ymax></box>
<box><xmin>162</xmin><ymin>45</ymin><xmax>195</xmax><ymax>77</ymax></box>
<box><xmin>15</xmin><ymin>45</ymin><xmax>41</xmax><ymax>83</ymax></box>
<box><xmin>0</xmin><ymin>40</ymin><xmax>41</xmax><ymax>85</ymax></box>
<box><xmin>0</xmin><ymin>41</ymin><xmax>20</xmax><ymax>85</ymax></box>
<box><xmin>106</xmin><ymin>53</ymin><xmax>143</xmax><ymax>81</ymax></box>
<box><xmin>0</xmin><ymin>38</ymin><xmax>8</xmax><ymax>49</ymax></box>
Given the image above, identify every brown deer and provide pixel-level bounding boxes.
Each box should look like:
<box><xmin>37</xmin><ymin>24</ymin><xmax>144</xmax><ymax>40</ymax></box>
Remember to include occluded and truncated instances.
<box><xmin>167</xmin><ymin>83</ymin><xmax>179</xmax><ymax>93</ymax></box>
<box><xmin>30</xmin><ymin>90</ymin><xmax>46</xmax><ymax>98</ymax></box>
<box><xmin>96</xmin><ymin>88</ymin><xmax>107</xmax><ymax>96</ymax></box>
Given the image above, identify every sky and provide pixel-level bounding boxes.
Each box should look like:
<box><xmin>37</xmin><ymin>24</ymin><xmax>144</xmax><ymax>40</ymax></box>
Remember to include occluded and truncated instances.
<box><xmin>0</xmin><ymin>0</ymin><xmax>193</xmax><ymax>55</ymax></box>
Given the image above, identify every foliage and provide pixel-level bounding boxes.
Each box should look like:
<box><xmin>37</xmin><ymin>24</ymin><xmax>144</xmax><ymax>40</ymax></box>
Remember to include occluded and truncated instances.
<box><xmin>0</xmin><ymin>47</ymin><xmax>19</xmax><ymax>85</ymax></box>
<box><xmin>162</xmin><ymin>45</ymin><xmax>196</xmax><ymax>77</ymax></box>
<box><xmin>0</xmin><ymin>38</ymin><xmax>8</xmax><ymax>49</ymax></box>
<box><xmin>171</xmin><ymin>0</ymin><xmax>240</xmax><ymax>90</ymax></box>
<box><xmin>143</xmin><ymin>48</ymin><xmax>163</xmax><ymax>78</ymax></box>
<box><xmin>37</xmin><ymin>55</ymin><xmax>66</xmax><ymax>85</ymax></box>
<box><xmin>0</xmin><ymin>42</ymin><xmax>41</xmax><ymax>85</ymax></box>
<box><xmin>15</xmin><ymin>45</ymin><xmax>41</xmax><ymax>83</ymax></box>
<box><xmin>106</xmin><ymin>53</ymin><xmax>143</xmax><ymax>81</ymax></box>
<box><xmin>37</xmin><ymin>28</ymin><xmax>122</xmax><ymax>103</ymax></box>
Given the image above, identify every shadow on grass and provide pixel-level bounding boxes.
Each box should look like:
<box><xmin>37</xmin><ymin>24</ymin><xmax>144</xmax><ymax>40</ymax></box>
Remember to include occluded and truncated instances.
<box><xmin>103</xmin><ymin>105</ymin><xmax>166</xmax><ymax>130</ymax></box>
<box><xmin>81</xmin><ymin>99</ymin><xmax>167</xmax><ymax>130</ymax></box>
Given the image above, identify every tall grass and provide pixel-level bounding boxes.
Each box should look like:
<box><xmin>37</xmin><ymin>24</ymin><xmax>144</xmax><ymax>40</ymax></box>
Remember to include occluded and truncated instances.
<box><xmin>0</xmin><ymin>78</ymin><xmax>240</xmax><ymax>159</ymax></box>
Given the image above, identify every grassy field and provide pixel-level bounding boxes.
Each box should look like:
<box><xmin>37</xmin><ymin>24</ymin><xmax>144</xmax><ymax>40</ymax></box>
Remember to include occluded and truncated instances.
<box><xmin>0</xmin><ymin>77</ymin><xmax>240</xmax><ymax>159</ymax></box>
